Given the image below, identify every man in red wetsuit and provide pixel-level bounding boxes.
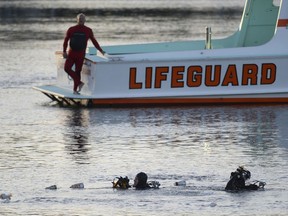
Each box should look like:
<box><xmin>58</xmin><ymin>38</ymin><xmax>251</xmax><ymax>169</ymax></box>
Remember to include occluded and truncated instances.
<box><xmin>63</xmin><ymin>13</ymin><xmax>105</xmax><ymax>94</ymax></box>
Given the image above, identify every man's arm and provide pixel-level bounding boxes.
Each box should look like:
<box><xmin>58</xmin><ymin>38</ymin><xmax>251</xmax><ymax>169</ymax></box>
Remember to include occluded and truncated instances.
<box><xmin>89</xmin><ymin>30</ymin><xmax>105</xmax><ymax>55</ymax></box>
<box><xmin>63</xmin><ymin>29</ymin><xmax>70</xmax><ymax>58</ymax></box>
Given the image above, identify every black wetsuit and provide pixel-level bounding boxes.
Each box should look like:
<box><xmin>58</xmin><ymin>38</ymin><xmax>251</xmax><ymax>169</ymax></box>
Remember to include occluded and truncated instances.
<box><xmin>225</xmin><ymin>171</ymin><xmax>259</xmax><ymax>191</ymax></box>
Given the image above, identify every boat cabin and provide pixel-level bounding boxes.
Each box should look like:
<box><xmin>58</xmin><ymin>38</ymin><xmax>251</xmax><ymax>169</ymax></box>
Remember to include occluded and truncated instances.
<box><xmin>88</xmin><ymin>0</ymin><xmax>282</xmax><ymax>55</ymax></box>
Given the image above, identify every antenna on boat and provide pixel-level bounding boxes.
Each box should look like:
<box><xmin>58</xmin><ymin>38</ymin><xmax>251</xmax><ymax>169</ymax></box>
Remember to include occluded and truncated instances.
<box><xmin>205</xmin><ymin>26</ymin><xmax>212</xmax><ymax>49</ymax></box>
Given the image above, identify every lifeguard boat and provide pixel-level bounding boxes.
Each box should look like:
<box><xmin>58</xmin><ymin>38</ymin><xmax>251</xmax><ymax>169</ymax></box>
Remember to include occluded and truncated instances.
<box><xmin>34</xmin><ymin>0</ymin><xmax>288</xmax><ymax>107</ymax></box>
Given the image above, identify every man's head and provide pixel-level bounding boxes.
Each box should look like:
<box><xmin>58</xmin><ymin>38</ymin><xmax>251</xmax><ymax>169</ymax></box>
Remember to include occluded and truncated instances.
<box><xmin>133</xmin><ymin>172</ymin><xmax>148</xmax><ymax>189</ymax></box>
<box><xmin>77</xmin><ymin>13</ymin><xmax>86</xmax><ymax>25</ymax></box>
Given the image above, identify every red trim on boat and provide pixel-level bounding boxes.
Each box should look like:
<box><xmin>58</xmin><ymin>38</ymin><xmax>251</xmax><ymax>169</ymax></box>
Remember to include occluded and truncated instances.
<box><xmin>277</xmin><ymin>19</ymin><xmax>288</xmax><ymax>27</ymax></box>
<box><xmin>91</xmin><ymin>97</ymin><xmax>288</xmax><ymax>106</ymax></box>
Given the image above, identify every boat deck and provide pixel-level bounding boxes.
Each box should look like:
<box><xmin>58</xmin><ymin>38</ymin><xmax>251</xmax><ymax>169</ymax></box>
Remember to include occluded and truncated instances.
<box><xmin>33</xmin><ymin>85</ymin><xmax>94</xmax><ymax>106</ymax></box>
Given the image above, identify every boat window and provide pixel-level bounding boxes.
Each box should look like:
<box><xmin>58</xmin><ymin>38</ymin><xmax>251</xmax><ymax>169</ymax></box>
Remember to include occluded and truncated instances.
<box><xmin>273</xmin><ymin>0</ymin><xmax>281</xmax><ymax>6</ymax></box>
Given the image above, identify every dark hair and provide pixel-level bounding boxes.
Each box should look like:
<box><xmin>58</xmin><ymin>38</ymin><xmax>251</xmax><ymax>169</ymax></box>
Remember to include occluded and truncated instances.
<box><xmin>135</xmin><ymin>172</ymin><xmax>148</xmax><ymax>189</ymax></box>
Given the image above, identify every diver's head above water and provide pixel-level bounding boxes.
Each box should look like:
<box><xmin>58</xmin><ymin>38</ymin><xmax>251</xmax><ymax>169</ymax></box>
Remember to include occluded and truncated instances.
<box><xmin>133</xmin><ymin>172</ymin><xmax>149</xmax><ymax>189</ymax></box>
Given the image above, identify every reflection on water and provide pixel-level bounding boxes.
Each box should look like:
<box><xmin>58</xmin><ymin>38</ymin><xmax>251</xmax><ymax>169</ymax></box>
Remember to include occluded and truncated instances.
<box><xmin>63</xmin><ymin>108</ymin><xmax>90</xmax><ymax>164</ymax></box>
<box><xmin>83</xmin><ymin>106</ymin><xmax>288</xmax><ymax>161</ymax></box>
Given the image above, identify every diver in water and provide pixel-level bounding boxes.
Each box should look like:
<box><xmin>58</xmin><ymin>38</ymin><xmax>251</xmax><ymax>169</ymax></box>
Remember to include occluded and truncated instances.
<box><xmin>133</xmin><ymin>172</ymin><xmax>161</xmax><ymax>190</ymax></box>
<box><xmin>133</xmin><ymin>172</ymin><xmax>150</xmax><ymax>189</ymax></box>
<box><xmin>112</xmin><ymin>172</ymin><xmax>160</xmax><ymax>190</ymax></box>
<box><xmin>225</xmin><ymin>166</ymin><xmax>265</xmax><ymax>191</ymax></box>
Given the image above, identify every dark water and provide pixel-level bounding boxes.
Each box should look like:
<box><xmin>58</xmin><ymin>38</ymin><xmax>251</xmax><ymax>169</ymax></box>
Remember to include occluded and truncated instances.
<box><xmin>0</xmin><ymin>0</ymin><xmax>287</xmax><ymax>215</ymax></box>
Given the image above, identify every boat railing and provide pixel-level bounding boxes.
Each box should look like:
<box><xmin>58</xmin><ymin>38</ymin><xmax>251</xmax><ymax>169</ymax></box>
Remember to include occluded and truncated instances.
<box><xmin>205</xmin><ymin>27</ymin><xmax>212</xmax><ymax>49</ymax></box>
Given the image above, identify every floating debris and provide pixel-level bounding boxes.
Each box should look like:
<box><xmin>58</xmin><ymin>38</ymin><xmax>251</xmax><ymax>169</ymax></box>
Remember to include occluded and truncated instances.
<box><xmin>0</xmin><ymin>193</ymin><xmax>12</xmax><ymax>200</ymax></box>
<box><xmin>70</xmin><ymin>183</ymin><xmax>84</xmax><ymax>189</ymax></box>
<box><xmin>174</xmin><ymin>180</ymin><xmax>186</xmax><ymax>186</ymax></box>
<box><xmin>210</xmin><ymin>202</ymin><xmax>217</xmax><ymax>207</ymax></box>
<box><xmin>45</xmin><ymin>185</ymin><xmax>57</xmax><ymax>190</ymax></box>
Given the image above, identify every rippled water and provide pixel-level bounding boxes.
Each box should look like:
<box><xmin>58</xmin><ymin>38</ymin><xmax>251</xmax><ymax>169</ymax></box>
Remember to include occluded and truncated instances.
<box><xmin>0</xmin><ymin>0</ymin><xmax>287</xmax><ymax>215</ymax></box>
